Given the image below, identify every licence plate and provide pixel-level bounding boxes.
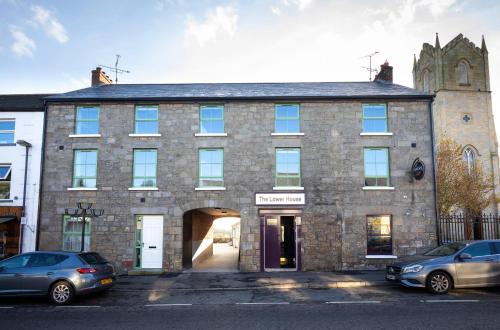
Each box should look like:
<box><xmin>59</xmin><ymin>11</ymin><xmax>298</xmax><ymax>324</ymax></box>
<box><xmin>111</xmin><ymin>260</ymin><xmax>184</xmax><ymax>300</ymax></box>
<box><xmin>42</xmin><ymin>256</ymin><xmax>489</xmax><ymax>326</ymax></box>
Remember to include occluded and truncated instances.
<box><xmin>100</xmin><ymin>278</ymin><xmax>113</xmax><ymax>285</ymax></box>
<box><xmin>386</xmin><ymin>274</ymin><xmax>396</xmax><ymax>280</ymax></box>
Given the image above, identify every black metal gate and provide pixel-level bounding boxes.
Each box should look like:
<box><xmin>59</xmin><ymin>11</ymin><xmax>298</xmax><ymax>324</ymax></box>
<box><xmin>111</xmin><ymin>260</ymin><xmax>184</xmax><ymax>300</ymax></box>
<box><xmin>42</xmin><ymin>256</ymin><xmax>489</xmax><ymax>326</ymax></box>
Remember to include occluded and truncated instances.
<box><xmin>438</xmin><ymin>214</ymin><xmax>500</xmax><ymax>244</ymax></box>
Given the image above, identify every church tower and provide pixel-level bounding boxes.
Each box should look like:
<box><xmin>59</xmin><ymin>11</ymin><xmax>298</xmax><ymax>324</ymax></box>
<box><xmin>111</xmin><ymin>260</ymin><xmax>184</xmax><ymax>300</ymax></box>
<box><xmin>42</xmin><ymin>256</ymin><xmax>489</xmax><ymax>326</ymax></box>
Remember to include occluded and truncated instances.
<box><xmin>413</xmin><ymin>33</ymin><xmax>500</xmax><ymax>213</ymax></box>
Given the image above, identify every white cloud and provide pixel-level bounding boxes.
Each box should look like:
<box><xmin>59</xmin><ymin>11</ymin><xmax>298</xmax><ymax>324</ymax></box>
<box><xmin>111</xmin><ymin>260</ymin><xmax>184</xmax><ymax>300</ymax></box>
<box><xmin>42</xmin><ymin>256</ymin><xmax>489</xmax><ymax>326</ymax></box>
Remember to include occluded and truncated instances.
<box><xmin>271</xmin><ymin>6</ymin><xmax>282</xmax><ymax>16</ymax></box>
<box><xmin>292</xmin><ymin>0</ymin><xmax>314</xmax><ymax>10</ymax></box>
<box><xmin>9</xmin><ymin>25</ymin><xmax>36</xmax><ymax>57</ymax></box>
<box><xmin>362</xmin><ymin>0</ymin><xmax>456</xmax><ymax>33</ymax></box>
<box><xmin>185</xmin><ymin>6</ymin><xmax>238</xmax><ymax>47</ymax></box>
<box><xmin>420</xmin><ymin>0</ymin><xmax>456</xmax><ymax>16</ymax></box>
<box><xmin>272</xmin><ymin>0</ymin><xmax>314</xmax><ymax>14</ymax></box>
<box><xmin>31</xmin><ymin>5</ymin><xmax>69</xmax><ymax>43</ymax></box>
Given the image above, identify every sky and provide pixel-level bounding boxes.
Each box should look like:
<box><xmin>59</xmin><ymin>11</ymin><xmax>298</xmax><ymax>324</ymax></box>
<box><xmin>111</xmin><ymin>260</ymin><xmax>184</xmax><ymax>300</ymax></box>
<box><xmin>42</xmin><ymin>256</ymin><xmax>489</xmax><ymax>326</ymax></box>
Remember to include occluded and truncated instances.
<box><xmin>1</xmin><ymin>0</ymin><xmax>500</xmax><ymax>129</ymax></box>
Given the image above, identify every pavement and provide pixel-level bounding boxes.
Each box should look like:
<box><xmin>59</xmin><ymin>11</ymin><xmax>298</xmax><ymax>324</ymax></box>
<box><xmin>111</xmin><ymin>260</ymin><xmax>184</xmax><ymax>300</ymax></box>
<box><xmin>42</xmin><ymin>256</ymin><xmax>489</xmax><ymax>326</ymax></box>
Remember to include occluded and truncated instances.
<box><xmin>113</xmin><ymin>270</ymin><xmax>390</xmax><ymax>292</ymax></box>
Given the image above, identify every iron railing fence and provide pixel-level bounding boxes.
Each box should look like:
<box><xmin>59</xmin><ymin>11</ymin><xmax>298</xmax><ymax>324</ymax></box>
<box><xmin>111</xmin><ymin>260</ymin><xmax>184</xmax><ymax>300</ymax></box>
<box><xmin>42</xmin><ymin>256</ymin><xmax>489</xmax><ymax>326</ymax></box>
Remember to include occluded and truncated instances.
<box><xmin>438</xmin><ymin>214</ymin><xmax>500</xmax><ymax>245</ymax></box>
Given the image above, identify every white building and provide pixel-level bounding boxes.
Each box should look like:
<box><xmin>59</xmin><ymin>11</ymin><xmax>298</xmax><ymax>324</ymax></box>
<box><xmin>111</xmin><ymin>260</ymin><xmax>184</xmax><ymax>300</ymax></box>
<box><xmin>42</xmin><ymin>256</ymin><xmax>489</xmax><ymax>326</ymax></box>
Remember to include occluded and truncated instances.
<box><xmin>0</xmin><ymin>94</ymin><xmax>47</xmax><ymax>258</ymax></box>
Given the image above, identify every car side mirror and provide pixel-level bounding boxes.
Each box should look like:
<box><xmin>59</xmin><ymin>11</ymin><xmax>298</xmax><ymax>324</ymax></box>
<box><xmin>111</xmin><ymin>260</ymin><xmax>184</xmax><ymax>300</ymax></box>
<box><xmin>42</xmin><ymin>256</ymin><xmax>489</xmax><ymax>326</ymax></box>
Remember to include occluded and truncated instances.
<box><xmin>459</xmin><ymin>253</ymin><xmax>472</xmax><ymax>260</ymax></box>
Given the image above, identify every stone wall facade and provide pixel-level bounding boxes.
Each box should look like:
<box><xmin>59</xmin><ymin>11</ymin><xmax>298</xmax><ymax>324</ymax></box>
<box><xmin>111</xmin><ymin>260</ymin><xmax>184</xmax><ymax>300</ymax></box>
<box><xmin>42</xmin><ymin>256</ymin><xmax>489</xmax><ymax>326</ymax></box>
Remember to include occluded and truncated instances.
<box><xmin>39</xmin><ymin>99</ymin><xmax>436</xmax><ymax>273</ymax></box>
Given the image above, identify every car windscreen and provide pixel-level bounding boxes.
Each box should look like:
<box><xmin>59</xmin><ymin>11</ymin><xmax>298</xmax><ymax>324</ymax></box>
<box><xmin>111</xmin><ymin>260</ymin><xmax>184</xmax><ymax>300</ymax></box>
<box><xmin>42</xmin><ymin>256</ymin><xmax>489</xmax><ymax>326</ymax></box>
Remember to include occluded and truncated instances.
<box><xmin>424</xmin><ymin>242</ymin><xmax>466</xmax><ymax>256</ymax></box>
<box><xmin>79</xmin><ymin>252</ymin><xmax>108</xmax><ymax>265</ymax></box>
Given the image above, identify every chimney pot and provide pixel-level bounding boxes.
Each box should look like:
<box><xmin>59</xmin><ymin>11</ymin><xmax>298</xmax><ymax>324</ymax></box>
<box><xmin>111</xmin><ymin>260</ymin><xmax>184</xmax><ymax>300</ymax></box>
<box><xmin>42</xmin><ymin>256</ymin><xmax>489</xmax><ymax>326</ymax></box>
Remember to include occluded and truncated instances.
<box><xmin>374</xmin><ymin>61</ymin><xmax>393</xmax><ymax>83</ymax></box>
<box><xmin>91</xmin><ymin>67</ymin><xmax>113</xmax><ymax>87</ymax></box>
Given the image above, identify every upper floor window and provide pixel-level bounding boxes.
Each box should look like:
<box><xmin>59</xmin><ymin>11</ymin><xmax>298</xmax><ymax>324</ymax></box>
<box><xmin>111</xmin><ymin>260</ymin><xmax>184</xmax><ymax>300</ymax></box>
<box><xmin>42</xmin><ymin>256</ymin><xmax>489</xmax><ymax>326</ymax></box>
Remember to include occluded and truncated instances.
<box><xmin>364</xmin><ymin>148</ymin><xmax>390</xmax><ymax>187</ymax></box>
<box><xmin>463</xmin><ymin>147</ymin><xmax>476</xmax><ymax>174</ymax></box>
<box><xmin>362</xmin><ymin>104</ymin><xmax>388</xmax><ymax>133</ymax></box>
<box><xmin>275</xmin><ymin>104</ymin><xmax>300</xmax><ymax>133</ymax></box>
<box><xmin>422</xmin><ymin>70</ymin><xmax>430</xmax><ymax>92</ymax></box>
<box><xmin>73</xmin><ymin>150</ymin><xmax>97</xmax><ymax>188</ymax></box>
<box><xmin>75</xmin><ymin>106</ymin><xmax>100</xmax><ymax>135</ymax></box>
<box><xmin>199</xmin><ymin>148</ymin><xmax>224</xmax><ymax>187</ymax></box>
<box><xmin>0</xmin><ymin>164</ymin><xmax>12</xmax><ymax>199</ymax></box>
<box><xmin>275</xmin><ymin>148</ymin><xmax>301</xmax><ymax>187</ymax></box>
<box><xmin>0</xmin><ymin>120</ymin><xmax>15</xmax><ymax>144</ymax></box>
<box><xmin>200</xmin><ymin>105</ymin><xmax>224</xmax><ymax>134</ymax></box>
<box><xmin>133</xmin><ymin>149</ymin><xmax>157</xmax><ymax>188</ymax></box>
<box><xmin>457</xmin><ymin>61</ymin><xmax>470</xmax><ymax>85</ymax></box>
<box><xmin>135</xmin><ymin>105</ymin><xmax>159</xmax><ymax>134</ymax></box>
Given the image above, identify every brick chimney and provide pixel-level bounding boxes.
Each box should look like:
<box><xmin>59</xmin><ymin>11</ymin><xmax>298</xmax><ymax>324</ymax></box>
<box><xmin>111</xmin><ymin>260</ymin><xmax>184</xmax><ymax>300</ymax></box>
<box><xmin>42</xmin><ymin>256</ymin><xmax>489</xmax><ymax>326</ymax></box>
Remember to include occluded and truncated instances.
<box><xmin>91</xmin><ymin>67</ymin><xmax>112</xmax><ymax>87</ymax></box>
<box><xmin>374</xmin><ymin>60</ymin><xmax>393</xmax><ymax>83</ymax></box>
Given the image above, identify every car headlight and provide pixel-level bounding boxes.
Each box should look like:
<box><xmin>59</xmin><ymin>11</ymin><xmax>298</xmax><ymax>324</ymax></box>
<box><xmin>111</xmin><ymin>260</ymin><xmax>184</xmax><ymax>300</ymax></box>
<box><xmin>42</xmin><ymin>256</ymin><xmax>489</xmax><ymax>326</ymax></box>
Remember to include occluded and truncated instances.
<box><xmin>402</xmin><ymin>265</ymin><xmax>423</xmax><ymax>273</ymax></box>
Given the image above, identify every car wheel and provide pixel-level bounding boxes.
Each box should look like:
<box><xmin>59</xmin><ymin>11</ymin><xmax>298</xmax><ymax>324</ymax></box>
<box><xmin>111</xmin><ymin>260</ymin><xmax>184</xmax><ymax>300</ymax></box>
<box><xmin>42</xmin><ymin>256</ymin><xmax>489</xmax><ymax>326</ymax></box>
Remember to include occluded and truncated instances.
<box><xmin>50</xmin><ymin>281</ymin><xmax>74</xmax><ymax>305</ymax></box>
<box><xmin>426</xmin><ymin>271</ymin><xmax>452</xmax><ymax>294</ymax></box>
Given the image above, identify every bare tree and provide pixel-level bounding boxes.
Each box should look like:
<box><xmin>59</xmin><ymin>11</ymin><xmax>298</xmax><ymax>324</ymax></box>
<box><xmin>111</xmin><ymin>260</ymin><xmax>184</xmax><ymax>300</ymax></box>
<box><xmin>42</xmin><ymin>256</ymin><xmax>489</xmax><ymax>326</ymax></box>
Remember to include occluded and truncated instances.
<box><xmin>436</xmin><ymin>137</ymin><xmax>493</xmax><ymax>215</ymax></box>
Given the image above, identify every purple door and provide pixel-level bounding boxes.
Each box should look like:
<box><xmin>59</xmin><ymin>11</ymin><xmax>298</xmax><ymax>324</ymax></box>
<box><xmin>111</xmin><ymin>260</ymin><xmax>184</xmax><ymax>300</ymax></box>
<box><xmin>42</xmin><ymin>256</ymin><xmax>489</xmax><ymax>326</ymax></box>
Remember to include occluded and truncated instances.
<box><xmin>264</xmin><ymin>217</ymin><xmax>280</xmax><ymax>269</ymax></box>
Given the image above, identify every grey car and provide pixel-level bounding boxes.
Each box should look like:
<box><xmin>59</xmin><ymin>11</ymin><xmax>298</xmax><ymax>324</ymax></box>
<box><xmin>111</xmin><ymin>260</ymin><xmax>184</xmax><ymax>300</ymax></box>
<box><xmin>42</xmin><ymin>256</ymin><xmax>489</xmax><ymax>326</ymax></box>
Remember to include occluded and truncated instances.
<box><xmin>0</xmin><ymin>251</ymin><xmax>115</xmax><ymax>304</ymax></box>
<box><xmin>386</xmin><ymin>240</ymin><xmax>500</xmax><ymax>294</ymax></box>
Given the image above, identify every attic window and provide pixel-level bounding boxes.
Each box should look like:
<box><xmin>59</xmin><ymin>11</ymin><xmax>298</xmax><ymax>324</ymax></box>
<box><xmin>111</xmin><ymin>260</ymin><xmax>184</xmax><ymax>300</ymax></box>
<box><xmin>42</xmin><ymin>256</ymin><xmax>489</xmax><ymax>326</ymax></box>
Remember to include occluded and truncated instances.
<box><xmin>457</xmin><ymin>61</ymin><xmax>470</xmax><ymax>85</ymax></box>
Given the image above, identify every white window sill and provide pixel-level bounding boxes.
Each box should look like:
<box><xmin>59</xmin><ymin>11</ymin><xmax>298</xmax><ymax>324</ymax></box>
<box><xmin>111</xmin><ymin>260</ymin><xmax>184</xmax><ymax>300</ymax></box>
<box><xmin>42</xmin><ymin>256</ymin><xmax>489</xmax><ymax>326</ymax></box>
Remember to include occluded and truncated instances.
<box><xmin>129</xmin><ymin>133</ymin><xmax>162</xmax><ymax>137</ymax></box>
<box><xmin>128</xmin><ymin>187</ymin><xmax>159</xmax><ymax>191</ymax></box>
<box><xmin>194</xmin><ymin>133</ymin><xmax>228</xmax><ymax>137</ymax></box>
<box><xmin>195</xmin><ymin>187</ymin><xmax>226</xmax><ymax>191</ymax></box>
<box><xmin>273</xmin><ymin>186</ymin><xmax>305</xmax><ymax>191</ymax></box>
<box><xmin>67</xmin><ymin>187</ymin><xmax>98</xmax><ymax>191</ymax></box>
<box><xmin>360</xmin><ymin>132</ymin><xmax>393</xmax><ymax>136</ymax></box>
<box><xmin>271</xmin><ymin>133</ymin><xmax>305</xmax><ymax>136</ymax></box>
<box><xmin>362</xmin><ymin>186</ymin><xmax>395</xmax><ymax>191</ymax></box>
<box><xmin>365</xmin><ymin>255</ymin><xmax>398</xmax><ymax>259</ymax></box>
<box><xmin>68</xmin><ymin>134</ymin><xmax>101</xmax><ymax>138</ymax></box>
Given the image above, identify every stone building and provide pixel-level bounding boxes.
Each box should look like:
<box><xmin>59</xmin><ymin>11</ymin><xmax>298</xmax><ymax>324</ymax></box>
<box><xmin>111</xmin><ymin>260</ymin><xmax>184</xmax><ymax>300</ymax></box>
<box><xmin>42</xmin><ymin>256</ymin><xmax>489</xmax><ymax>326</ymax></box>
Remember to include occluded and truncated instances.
<box><xmin>39</xmin><ymin>65</ymin><xmax>436</xmax><ymax>273</ymax></box>
<box><xmin>413</xmin><ymin>33</ymin><xmax>500</xmax><ymax>213</ymax></box>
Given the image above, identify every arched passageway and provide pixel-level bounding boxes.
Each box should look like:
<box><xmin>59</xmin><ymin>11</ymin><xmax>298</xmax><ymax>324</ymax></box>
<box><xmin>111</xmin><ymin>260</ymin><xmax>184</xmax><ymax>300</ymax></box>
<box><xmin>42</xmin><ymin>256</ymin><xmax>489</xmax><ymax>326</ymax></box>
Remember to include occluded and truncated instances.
<box><xmin>182</xmin><ymin>207</ymin><xmax>240</xmax><ymax>272</ymax></box>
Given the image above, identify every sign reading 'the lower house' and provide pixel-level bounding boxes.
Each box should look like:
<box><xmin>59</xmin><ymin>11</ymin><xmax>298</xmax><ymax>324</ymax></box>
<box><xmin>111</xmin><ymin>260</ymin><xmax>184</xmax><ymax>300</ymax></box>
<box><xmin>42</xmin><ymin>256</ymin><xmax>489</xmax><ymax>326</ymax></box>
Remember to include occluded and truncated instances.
<box><xmin>255</xmin><ymin>193</ymin><xmax>305</xmax><ymax>205</ymax></box>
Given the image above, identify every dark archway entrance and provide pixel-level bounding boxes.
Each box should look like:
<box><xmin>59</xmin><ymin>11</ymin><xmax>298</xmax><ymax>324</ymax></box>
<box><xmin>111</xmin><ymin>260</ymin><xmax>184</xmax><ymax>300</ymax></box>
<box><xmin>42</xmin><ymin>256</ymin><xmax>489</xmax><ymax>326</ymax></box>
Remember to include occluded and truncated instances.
<box><xmin>182</xmin><ymin>207</ymin><xmax>240</xmax><ymax>272</ymax></box>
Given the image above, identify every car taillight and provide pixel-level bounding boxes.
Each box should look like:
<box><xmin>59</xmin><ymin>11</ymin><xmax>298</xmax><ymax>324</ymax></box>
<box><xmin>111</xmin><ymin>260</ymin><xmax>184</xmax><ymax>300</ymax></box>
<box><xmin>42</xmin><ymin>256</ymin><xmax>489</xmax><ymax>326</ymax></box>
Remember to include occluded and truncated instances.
<box><xmin>77</xmin><ymin>267</ymin><xmax>97</xmax><ymax>274</ymax></box>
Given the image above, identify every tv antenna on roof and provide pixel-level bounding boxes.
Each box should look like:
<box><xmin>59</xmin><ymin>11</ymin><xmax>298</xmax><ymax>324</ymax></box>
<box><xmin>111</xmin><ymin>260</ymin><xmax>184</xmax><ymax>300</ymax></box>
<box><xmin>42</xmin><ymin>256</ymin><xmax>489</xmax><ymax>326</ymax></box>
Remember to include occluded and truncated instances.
<box><xmin>99</xmin><ymin>55</ymin><xmax>130</xmax><ymax>84</ymax></box>
<box><xmin>360</xmin><ymin>51</ymin><xmax>379</xmax><ymax>81</ymax></box>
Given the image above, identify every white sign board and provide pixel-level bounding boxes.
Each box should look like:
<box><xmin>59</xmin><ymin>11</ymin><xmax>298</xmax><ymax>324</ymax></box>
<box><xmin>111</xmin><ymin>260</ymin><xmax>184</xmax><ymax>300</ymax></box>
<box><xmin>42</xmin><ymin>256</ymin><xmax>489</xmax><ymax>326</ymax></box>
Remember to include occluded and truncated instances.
<box><xmin>256</xmin><ymin>193</ymin><xmax>305</xmax><ymax>206</ymax></box>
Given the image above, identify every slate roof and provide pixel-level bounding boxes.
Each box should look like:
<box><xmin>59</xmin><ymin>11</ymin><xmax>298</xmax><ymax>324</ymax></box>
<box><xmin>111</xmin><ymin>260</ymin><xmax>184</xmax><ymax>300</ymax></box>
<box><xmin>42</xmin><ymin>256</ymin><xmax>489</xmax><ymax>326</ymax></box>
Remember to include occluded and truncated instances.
<box><xmin>45</xmin><ymin>82</ymin><xmax>432</xmax><ymax>102</ymax></box>
<box><xmin>0</xmin><ymin>94</ymin><xmax>52</xmax><ymax>111</ymax></box>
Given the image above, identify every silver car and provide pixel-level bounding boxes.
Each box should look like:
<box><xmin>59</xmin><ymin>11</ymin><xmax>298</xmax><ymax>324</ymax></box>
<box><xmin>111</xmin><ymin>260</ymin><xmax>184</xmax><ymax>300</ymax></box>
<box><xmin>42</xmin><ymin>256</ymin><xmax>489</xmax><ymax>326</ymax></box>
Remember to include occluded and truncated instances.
<box><xmin>386</xmin><ymin>240</ymin><xmax>500</xmax><ymax>294</ymax></box>
<box><xmin>0</xmin><ymin>251</ymin><xmax>115</xmax><ymax>304</ymax></box>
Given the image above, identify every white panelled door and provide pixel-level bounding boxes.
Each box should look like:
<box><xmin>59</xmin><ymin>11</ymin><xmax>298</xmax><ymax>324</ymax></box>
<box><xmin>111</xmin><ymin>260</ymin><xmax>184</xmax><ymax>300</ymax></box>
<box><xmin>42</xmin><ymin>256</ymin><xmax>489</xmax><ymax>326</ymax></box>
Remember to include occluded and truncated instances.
<box><xmin>141</xmin><ymin>216</ymin><xmax>164</xmax><ymax>269</ymax></box>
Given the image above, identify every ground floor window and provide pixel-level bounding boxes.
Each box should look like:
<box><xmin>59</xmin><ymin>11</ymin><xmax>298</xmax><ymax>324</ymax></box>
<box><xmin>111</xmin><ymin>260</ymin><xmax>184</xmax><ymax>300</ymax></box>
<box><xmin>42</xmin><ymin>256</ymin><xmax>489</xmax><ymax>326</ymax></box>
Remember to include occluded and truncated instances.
<box><xmin>62</xmin><ymin>215</ymin><xmax>91</xmax><ymax>252</ymax></box>
<box><xmin>366</xmin><ymin>215</ymin><xmax>392</xmax><ymax>255</ymax></box>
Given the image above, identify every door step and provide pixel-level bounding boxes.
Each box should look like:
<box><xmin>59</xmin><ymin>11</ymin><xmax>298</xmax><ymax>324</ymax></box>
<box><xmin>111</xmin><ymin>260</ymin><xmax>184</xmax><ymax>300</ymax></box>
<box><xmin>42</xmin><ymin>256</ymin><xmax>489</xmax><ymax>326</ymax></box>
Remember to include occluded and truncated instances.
<box><xmin>128</xmin><ymin>269</ymin><xmax>164</xmax><ymax>276</ymax></box>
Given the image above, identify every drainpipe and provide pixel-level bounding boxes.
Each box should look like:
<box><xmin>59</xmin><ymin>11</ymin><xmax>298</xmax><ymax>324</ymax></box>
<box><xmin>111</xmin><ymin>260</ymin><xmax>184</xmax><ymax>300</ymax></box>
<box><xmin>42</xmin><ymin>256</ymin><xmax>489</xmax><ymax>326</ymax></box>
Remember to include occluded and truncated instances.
<box><xmin>428</xmin><ymin>98</ymin><xmax>440</xmax><ymax>245</ymax></box>
<box><xmin>16</xmin><ymin>139</ymin><xmax>32</xmax><ymax>254</ymax></box>
<box><xmin>35</xmin><ymin>102</ymin><xmax>47</xmax><ymax>251</ymax></box>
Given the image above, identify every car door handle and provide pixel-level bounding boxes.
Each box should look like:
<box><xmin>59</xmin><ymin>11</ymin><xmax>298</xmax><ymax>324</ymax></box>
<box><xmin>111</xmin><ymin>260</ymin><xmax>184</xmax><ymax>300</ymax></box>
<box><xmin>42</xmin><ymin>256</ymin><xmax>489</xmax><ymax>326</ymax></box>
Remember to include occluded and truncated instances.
<box><xmin>485</xmin><ymin>258</ymin><xmax>495</xmax><ymax>262</ymax></box>
<box><xmin>47</xmin><ymin>272</ymin><xmax>54</xmax><ymax>275</ymax></box>
<box><xmin>149</xmin><ymin>246</ymin><xmax>156</xmax><ymax>249</ymax></box>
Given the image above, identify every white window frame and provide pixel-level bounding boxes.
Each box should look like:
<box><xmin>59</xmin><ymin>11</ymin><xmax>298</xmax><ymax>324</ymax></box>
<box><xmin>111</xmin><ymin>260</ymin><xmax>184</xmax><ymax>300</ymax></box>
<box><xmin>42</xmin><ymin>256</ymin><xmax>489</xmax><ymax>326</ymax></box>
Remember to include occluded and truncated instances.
<box><xmin>0</xmin><ymin>119</ymin><xmax>15</xmax><ymax>144</ymax></box>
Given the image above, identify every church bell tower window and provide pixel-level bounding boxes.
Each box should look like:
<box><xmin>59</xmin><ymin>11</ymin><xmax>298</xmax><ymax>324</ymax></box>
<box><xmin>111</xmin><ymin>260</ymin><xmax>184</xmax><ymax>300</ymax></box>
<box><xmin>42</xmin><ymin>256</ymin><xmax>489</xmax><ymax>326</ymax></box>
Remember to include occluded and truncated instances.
<box><xmin>463</xmin><ymin>147</ymin><xmax>476</xmax><ymax>174</ymax></box>
<box><xmin>457</xmin><ymin>61</ymin><xmax>470</xmax><ymax>85</ymax></box>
